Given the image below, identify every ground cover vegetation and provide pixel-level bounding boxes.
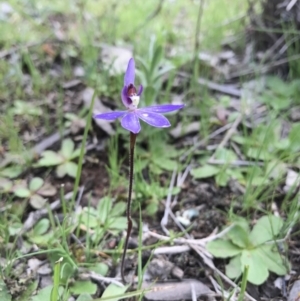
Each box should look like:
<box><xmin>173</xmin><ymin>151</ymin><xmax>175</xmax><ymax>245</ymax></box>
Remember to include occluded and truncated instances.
<box><xmin>0</xmin><ymin>0</ymin><xmax>300</xmax><ymax>300</ymax></box>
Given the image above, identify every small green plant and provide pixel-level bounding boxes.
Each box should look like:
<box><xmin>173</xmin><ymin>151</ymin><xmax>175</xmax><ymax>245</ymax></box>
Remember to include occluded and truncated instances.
<box><xmin>0</xmin><ymin>165</ymin><xmax>23</xmax><ymax>179</ymax></box>
<box><xmin>261</xmin><ymin>76</ymin><xmax>300</xmax><ymax>111</ymax></box>
<box><xmin>10</xmin><ymin>100</ymin><xmax>42</xmax><ymax>117</ymax></box>
<box><xmin>206</xmin><ymin>215</ymin><xmax>290</xmax><ymax>285</ymax></box>
<box><xmin>135</xmin><ymin>175</ymin><xmax>180</xmax><ymax>215</ymax></box>
<box><xmin>36</xmin><ymin>138</ymin><xmax>81</xmax><ymax>178</ymax></box>
<box><xmin>135</xmin><ymin>142</ymin><xmax>181</xmax><ymax>175</ymax></box>
<box><xmin>190</xmin><ymin>147</ymin><xmax>244</xmax><ymax>186</ymax></box>
<box><xmin>79</xmin><ymin>197</ymin><xmax>127</xmax><ymax>245</ymax></box>
<box><xmin>13</xmin><ymin>177</ymin><xmax>56</xmax><ymax>209</ymax></box>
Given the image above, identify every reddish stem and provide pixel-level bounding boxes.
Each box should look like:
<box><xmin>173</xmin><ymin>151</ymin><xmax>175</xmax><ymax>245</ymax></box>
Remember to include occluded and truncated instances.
<box><xmin>121</xmin><ymin>132</ymin><xmax>137</xmax><ymax>283</ymax></box>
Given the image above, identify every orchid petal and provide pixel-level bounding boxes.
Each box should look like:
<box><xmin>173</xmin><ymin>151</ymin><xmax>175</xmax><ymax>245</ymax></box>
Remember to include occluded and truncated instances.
<box><xmin>137</xmin><ymin>85</ymin><xmax>143</xmax><ymax>96</ymax></box>
<box><xmin>121</xmin><ymin>112</ymin><xmax>141</xmax><ymax>134</ymax></box>
<box><xmin>136</xmin><ymin>110</ymin><xmax>171</xmax><ymax>128</ymax></box>
<box><xmin>124</xmin><ymin>58</ymin><xmax>135</xmax><ymax>86</ymax></box>
<box><xmin>121</xmin><ymin>86</ymin><xmax>131</xmax><ymax>108</ymax></box>
<box><xmin>141</xmin><ymin>104</ymin><xmax>185</xmax><ymax>114</ymax></box>
<box><xmin>94</xmin><ymin>111</ymin><xmax>126</xmax><ymax>121</ymax></box>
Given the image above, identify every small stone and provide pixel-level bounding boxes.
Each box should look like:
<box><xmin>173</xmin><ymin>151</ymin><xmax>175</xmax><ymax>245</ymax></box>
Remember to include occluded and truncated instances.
<box><xmin>288</xmin><ymin>280</ymin><xmax>300</xmax><ymax>301</ymax></box>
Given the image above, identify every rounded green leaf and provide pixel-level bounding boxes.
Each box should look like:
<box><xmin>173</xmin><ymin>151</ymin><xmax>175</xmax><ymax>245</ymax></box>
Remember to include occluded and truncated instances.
<box><xmin>256</xmin><ymin>244</ymin><xmax>289</xmax><ymax>275</ymax></box>
<box><xmin>14</xmin><ymin>187</ymin><xmax>31</xmax><ymax>198</ymax></box>
<box><xmin>29</xmin><ymin>177</ymin><xmax>44</xmax><ymax>191</ymax></box>
<box><xmin>97</xmin><ymin>197</ymin><xmax>112</xmax><ymax>224</ymax></box>
<box><xmin>226</xmin><ymin>255</ymin><xmax>242</xmax><ymax>279</ymax></box>
<box><xmin>60</xmin><ymin>138</ymin><xmax>75</xmax><ymax>158</ymax></box>
<box><xmin>56</xmin><ymin>163</ymin><xmax>67</xmax><ymax>178</ymax></box>
<box><xmin>77</xmin><ymin>294</ymin><xmax>93</xmax><ymax>301</ymax></box>
<box><xmin>101</xmin><ymin>283</ymin><xmax>128</xmax><ymax>301</ymax></box>
<box><xmin>152</xmin><ymin>157</ymin><xmax>177</xmax><ymax>171</ymax></box>
<box><xmin>110</xmin><ymin>202</ymin><xmax>127</xmax><ymax>217</ymax></box>
<box><xmin>65</xmin><ymin>161</ymin><xmax>78</xmax><ymax>178</ymax></box>
<box><xmin>107</xmin><ymin>217</ymin><xmax>127</xmax><ymax>230</ymax></box>
<box><xmin>33</xmin><ymin>218</ymin><xmax>50</xmax><ymax>236</ymax></box>
<box><xmin>241</xmin><ymin>249</ymin><xmax>269</xmax><ymax>285</ymax></box>
<box><xmin>206</xmin><ymin>239</ymin><xmax>242</xmax><ymax>258</ymax></box>
<box><xmin>190</xmin><ymin>165</ymin><xmax>220</xmax><ymax>179</ymax></box>
<box><xmin>249</xmin><ymin>215</ymin><xmax>283</xmax><ymax>246</ymax></box>
<box><xmin>0</xmin><ymin>165</ymin><xmax>23</xmax><ymax>179</ymax></box>
<box><xmin>89</xmin><ymin>263</ymin><xmax>109</xmax><ymax>276</ymax></box>
<box><xmin>70</xmin><ymin>281</ymin><xmax>97</xmax><ymax>295</ymax></box>
<box><xmin>38</xmin><ymin>151</ymin><xmax>64</xmax><ymax>166</ymax></box>
<box><xmin>215</xmin><ymin>171</ymin><xmax>230</xmax><ymax>186</ymax></box>
<box><xmin>227</xmin><ymin>225</ymin><xmax>251</xmax><ymax>248</ymax></box>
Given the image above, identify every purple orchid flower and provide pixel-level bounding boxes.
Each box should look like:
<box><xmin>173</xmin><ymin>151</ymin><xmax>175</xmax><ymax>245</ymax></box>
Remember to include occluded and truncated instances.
<box><xmin>94</xmin><ymin>58</ymin><xmax>184</xmax><ymax>134</ymax></box>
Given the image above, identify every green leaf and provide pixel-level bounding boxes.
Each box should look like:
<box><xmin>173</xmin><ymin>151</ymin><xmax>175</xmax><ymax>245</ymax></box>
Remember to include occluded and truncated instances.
<box><xmin>28</xmin><ymin>231</ymin><xmax>55</xmax><ymax>246</ymax></box>
<box><xmin>265</xmin><ymin>160</ymin><xmax>286</xmax><ymax>179</ymax></box>
<box><xmin>206</xmin><ymin>239</ymin><xmax>242</xmax><ymax>258</ymax></box>
<box><xmin>33</xmin><ymin>218</ymin><xmax>50</xmax><ymax>236</ymax></box>
<box><xmin>29</xmin><ymin>177</ymin><xmax>44</xmax><ymax>191</ymax></box>
<box><xmin>70</xmin><ymin>281</ymin><xmax>97</xmax><ymax>295</ymax></box>
<box><xmin>97</xmin><ymin>197</ymin><xmax>112</xmax><ymax>224</ymax></box>
<box><xmin>215</xmin><ymin>171</ymin><xmax>230</xmax><ymax>186</ymax></box>
<box><xmin>246</xmin><ymin>148</ymin><xmax>272</xmax><ymax>161</ymax></box>
<box><xmin>14</xmin><ymin>187</ymin><xmax>31</xmax><ymax>198</ymax></box>
<box><xmin>89</xmin><ymin>263</ymin><xmax>109</xmax><ymax>276</ymax></box>
<box><xmin>190</xmin><ymin>165</ymin><xmax>220</xmax><ymax>179</ymax></box>
<box><xmin>81</xmin><ymin>208</ymin><xmax>99</xmax><ymax>228</ymax></box>
<box><xmin>100</xmin><ymin>284</ymin><xmax>128</xmax><ymax>301</ymax></box>
<box><xmin>110</xmin><ymin>202</ymin><xmax>126</xmax><ymax>217</ymax></box>
<box><xmin>233</xmin><ymin>217</ymin><xmax>250</xmax><ymax>233</ymax></box>
<box><xmin>0</xmin><ymin>165</ymin><xmax>23</xmax><ymax>178</ymax></box>
<box><xmin>38</xmin><ymin>151</ymin><xmax>63</xmax><ymax>166</ymax></box>
<box><xmin>0</xmin><ymin>279</ymin><xmax>12</xmax><ymax>301</ymax></box>
<box><xmin>31</xmin><ymin>285</ymin><xmax>53</xmax><ymax>301</ymax></box>
<box><xmin>77</xmin><ymin>294</ymin><xmax>93</xmax><ymax>301</ymax></box>
<box><xmin>8</xmin><ymin>222</ymin><xmax>23</xmax><ymax>236</ymax></box>
<box><xmin>249</xmin><ymin>215</ymin><xmax>283</xmax><ymax>246</ymax></box>
<box><xmin>241</xmin><ymin>249</ymin><xmax>269</xmax><ymax>285</ymax></box>
<box><xmin>56</xmin><ymin>163</ymin><xmax>67</xmax><ymax>178</ymax></box>
<box><xmin>65</xmin><ymin>161</ymin><xmax>78</xmax><ymax>178</ymax></box>
<box><xmin>288</xmin><ymin>123</ymin><xmax>300</xmax><ymax>152</ymax></box>
<box><xmin>215</xmin><ymin>147</ymin><xmax>237</xmax><ymax>162</ymax></box>
<box><xmin>256</xmin><ymin>244</ymin><xmax>289</xmax><ymax>275</ymax></box>
<box><xmin>107</xmin><ymin>217</ymin><xmax>127</xmax><ymax>230</ymax></box>
<box><xmin>226</xmin><ymin>255</ymin><xmax>242</xmax><ymax>279</ymax></box>
<box><xmin>70</xmin><ymin>148</ymin><xmax>81</xmax><ymax>159</ymax></box>
<box><xmin>227</xmin><ymin>225</ymin><xmax>251</xmax><ymax>248</ymax></box>
<box><xmin>152</xmin><ymin>157</ymin><xmax>177</xmax><ymax>171</ymax></box>
<box><xmin>60</xmin><ymin>139</ymin><xmax>75</xmax><ymax>158</ymax></box>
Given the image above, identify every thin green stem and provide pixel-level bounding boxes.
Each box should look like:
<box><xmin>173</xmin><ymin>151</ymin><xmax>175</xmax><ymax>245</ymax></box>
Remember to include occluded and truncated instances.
<box><xmin>237</xmin><ymin>265</ymin><xmax>249</xmax><ymax>301</ymax></box>
<box><xmin>121</xmin><ymin>132</ymin><xmax>137</xmax><ymax>283</ymax></box>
